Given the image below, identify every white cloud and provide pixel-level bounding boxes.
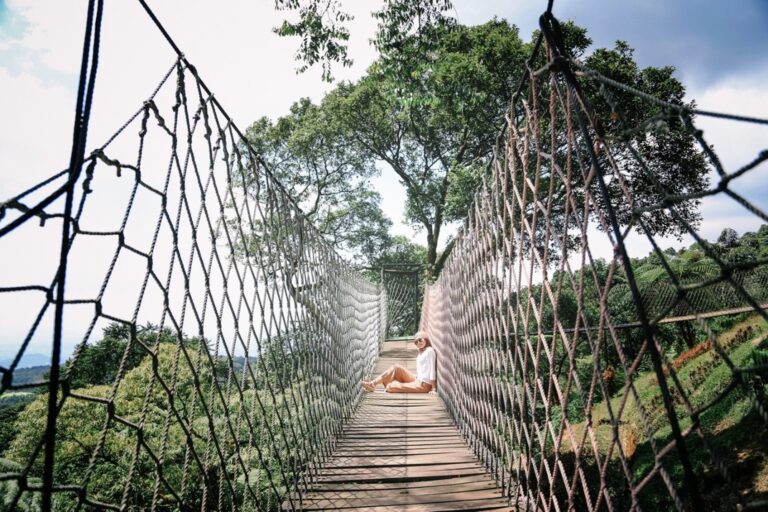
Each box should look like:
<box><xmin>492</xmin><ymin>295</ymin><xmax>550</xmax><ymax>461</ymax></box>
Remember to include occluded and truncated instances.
<box><xmin>689</xmin><ymin>67</ymin><xmax>768</xmax><ymax>169</ymax></box>
<box><xmin>5</xmin><ymin>0</ymin><xmax>86</xmax><ymax>75</ymax></box>
<box><xmin>1</xmin><ymin>0</ymin><xmax>767</xmax><ymax>360</ymax></box>
<box><xmin>687</xmin><ymin>66</ymin><xmax>768</xmax><ymax>240</ymax></box>
<box><xmin>0</xmin><ymin>67</ymin><xmax>73</xmax><ymax>196</ymax></box>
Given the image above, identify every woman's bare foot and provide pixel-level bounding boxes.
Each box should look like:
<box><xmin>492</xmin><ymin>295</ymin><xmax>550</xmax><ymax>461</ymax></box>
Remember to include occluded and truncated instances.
<box><xmin>361</xmin><ymin>380</ymin><xmax>375</xmax><ymax>392</ymax></box>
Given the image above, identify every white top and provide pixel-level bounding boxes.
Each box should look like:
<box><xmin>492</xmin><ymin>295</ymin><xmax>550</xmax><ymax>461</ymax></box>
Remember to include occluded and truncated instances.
<box><xmin>416</xmin><ymin>346</ymin><xmax>436</xmax><ymax>383</ymax></box>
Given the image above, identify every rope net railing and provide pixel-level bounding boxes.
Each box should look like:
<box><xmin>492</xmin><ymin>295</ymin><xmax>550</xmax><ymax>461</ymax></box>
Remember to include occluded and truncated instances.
<box><xmin>381</xmin><ymin>265</ymin><xmax>423</xmax><ymax>338</ymax></box>
<box><xmin>421</xmin><ymin>11</ymin><xmax>768</xmax><ymax>512</ymax></box>
<box><xmin>0</xmin><ymin>4</ymin><xmax>385</xmax><ymax>510</ymax></box>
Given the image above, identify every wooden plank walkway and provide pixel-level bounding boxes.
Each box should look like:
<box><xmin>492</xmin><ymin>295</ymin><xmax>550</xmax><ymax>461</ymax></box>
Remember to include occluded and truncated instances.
<box><xmin>286</xmin><ymin>339</ymin><xmax>513</xmax><ymax>511</ymax></box>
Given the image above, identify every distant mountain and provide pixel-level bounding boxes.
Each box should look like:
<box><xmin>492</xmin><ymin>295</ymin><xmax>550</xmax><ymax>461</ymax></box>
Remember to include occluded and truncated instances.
<box><xmin>231</xmin><ymin>356</ymin><xmax>259</xmax><ymax>373</ymax></box>
<box><xmin>0</xmin><ymin>352</ymin><xmax>51</xmax><ymax>369</ymax></box>
<box><xmin>9</xmin><ymin>365</ymin><xmax>49</xmax><ymax>386</ymax></box>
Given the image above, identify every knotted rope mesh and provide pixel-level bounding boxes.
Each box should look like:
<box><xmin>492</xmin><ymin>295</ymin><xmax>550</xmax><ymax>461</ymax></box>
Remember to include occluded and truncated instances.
<box><xmin>381</xmin><ymin>266</ymin><xmax>423</xmax><ymax>338</ymax></box>
<box><xmin>421</xmin><ymin>13</ymin><xmax>768</xmax><ymax>512</ymax></box>
<box><xmin>0</xmin><ymin>53</ymin><xmax>385</xmax><ymax>510</ymax></box>
<box><xmin>2</xmin><ymin>2</ymin><xmax>768</xmax><ymax>511</ymax></box>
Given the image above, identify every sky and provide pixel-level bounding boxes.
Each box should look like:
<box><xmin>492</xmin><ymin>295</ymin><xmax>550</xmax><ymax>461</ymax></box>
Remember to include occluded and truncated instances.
<box><xmin>1</xmin><ymin>0</ymin><xmax>767</xmax><ymax>238</ymax></box>
<box><xmin>1</xmin><ymin>0</ymin><xmax>767</xmax><ymax>361</ymax></box>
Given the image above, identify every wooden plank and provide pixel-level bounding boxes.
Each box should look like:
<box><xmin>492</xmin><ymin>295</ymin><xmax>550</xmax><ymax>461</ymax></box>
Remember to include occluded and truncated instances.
<box><xmin>306</xmin><ymin>475</ymin><xmax>497</xmax><ymax>491</ymax></box>
<box><xmin>283</xmin><ymin>339</ymin><xmax>514</xmax><ymax>511</ymax></box>
<box><xmin>295</xmin><ymin>492</ymin><xmax>511</xmax><ymax>509</ymax></box>
<box><xmin>333</xmin><ymin>437</ymin><xmax>462</xmax><ymax>444</ymax></box>
<box><xmin>288</xmin><ymin>502</ymin><xmax>514</xmax><ymax>512</ymax></box>
<box><xmin>312</xmin><ymin>467</ymin><xmax>490</xmax><ymax>484</ymax></box>
<box><xmin>322</xmin><ymin>454</ymin><xmax>479</xmax><ymax>467</ymax></box>
<box><xmin>328</xmin><ymin>447</ymin><xmax>469</xmax><ymax>454</ymax></box>
<box><xmin>340</xmin><ymin>428</ymin><xmax>461</xmax><ymax>436</ymax></box>
<box><xmin>314</xmin><ymin>461</ymin><xmax>486</xmax><ymax>477</ymax></box>
<box><xmin>304</xmin><ymin>474</ymin><xmax>496</xmax><ymax>492</ymax></box>
<box><xmin>327</xmin><ymin>446</ymin><xmax>469</xmax><ymax>455</ymax></box>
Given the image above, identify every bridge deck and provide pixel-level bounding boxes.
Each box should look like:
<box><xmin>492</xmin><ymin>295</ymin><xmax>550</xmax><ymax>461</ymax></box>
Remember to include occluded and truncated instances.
<box><xmin>287</xmin><ymin>339</ymin><xmax>513</xmax><ymax>511</ymax></box>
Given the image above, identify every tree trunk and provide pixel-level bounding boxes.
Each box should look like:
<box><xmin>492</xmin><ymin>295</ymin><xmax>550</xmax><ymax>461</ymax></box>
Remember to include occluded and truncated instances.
<box><xmin>678</xmin><ymin>321</ymin><xmax>697</xmax><ymax>349</ymax></box>
<box><xmin>426</xmin><ymin>232</ymin><xmax>437</xmax><ymax>278</ymax></box>
<box><xmin>433</xmin><ymin>238</ymin><xmax>456</xmax><ymax>277</ymax></box>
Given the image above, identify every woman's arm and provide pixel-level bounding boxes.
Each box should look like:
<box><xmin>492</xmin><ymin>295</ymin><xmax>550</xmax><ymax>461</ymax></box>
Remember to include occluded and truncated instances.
<box><xmin>423</xmin><ymin>347</ymin><xmax>437</xmax><ymax>382</ymax></box>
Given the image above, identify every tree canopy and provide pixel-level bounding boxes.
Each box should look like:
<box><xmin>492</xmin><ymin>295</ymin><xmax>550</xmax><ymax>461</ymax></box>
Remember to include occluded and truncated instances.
<box><xmin>245</xmin><ymin>98</ymin><xmax>391</xmax><ymax>266</ymax></box>
<box><xmin>1</xmin><ymin>322</ymin><xmax>328</xmax><ymax>509</ymax></box>
<box><xmin>261</xmin><ymin>1</ymin><xmax>709</xmax><ymax>277</ymax></box>
<box><xmin>273</xmin><ymin>0</ymin><xmax>455</xmax><ymax>82</ymax></box>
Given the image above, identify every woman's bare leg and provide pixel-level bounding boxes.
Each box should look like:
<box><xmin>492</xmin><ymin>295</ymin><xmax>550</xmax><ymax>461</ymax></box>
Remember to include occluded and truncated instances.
<box><xmin>377</xmin><ymin>364</ymin><xmax>416</xmax><ymax>386</ymax></box>
<box><xmin>362</xmin><ymin>364</ymin><xmax>416</xmax><ymax>392</ymax></box>
<box><xmin>385</xmin><ymin>380</ymin><xmax>432</xmax><ymax>393</ymax></box>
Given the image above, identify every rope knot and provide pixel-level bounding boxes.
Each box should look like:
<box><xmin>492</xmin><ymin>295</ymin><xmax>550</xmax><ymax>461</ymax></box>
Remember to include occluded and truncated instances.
<box><xmin>547</xmin><ymin>55</ymin><xmax>570</xmax><ymax>74</ymax></box>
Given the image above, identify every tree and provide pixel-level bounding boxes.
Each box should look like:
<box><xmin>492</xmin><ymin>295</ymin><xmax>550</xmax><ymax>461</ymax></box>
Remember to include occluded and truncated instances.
<box><xmin>3</xmin><ymin>315</ymin><xmax>353</xmax><ymax>510</ymax></box>
<box><xmin>577</xmin><ymin>40</ymin><xmax>709</xmax><ymax>238</ymax></box>
<box><xmin>367</xmin><ymin>235</ymin><xmax>427</xmax><ymax>274</ymax></box>
<box><xmin>63</xmin><ymin>323</ymin><xmax>155</xmax><ymax>389</ymax></box>
<box><xmin>330</xmin><ymin>22</ymin><xmax>707</xmax><ymax>274</ymax></box>
<box><xmin>272</xmin><ymin>0</ymin><xmax>454</xmax><ymax>82</ymax></box>
<box><xmin>717</xmin><ymin>227</ymin><xmax>739</xmax><ymax>249</ymax></box>
<box><xmin>0</xmin><ymin>394</ymin><xmax>35</xmax><ymax>455</ymax></box>
<box><xmin>321</xmin><ymin>18</ymin><xmax>527</xmax><ymax>275</ymax></box>
<box><xmin>0</xmin><ymin>458</ymin><xmax>41</xmax><ymax>511</ymax></box>
<box><xmin>245</xmin><ymin>98</ymin><xmax>391</xmax><ymax>266</ymax></box>
<box><xmin>273</xmin><ymin>0</ymin><xmax>354</xmax><ymax>82</ymax></box>
<box><xmin>269</xmin><ymin>2</ymin><xmax>708</xmax><ymax>277</ymax></box>
<box><xmin>7</xmin><ymin>344</ymin><xmax>215</xmax><ymax>510</ymax></box>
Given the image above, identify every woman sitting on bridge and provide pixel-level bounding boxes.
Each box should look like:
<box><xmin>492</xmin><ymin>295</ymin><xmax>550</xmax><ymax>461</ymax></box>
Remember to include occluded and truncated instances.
<box><xmin>361</xmin><ymin>332</ymin><xmax>436</xmax><ymax>393</ymax></box>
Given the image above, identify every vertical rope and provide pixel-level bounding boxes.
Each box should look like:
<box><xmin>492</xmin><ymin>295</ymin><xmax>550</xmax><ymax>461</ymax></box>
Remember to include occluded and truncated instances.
<box><xmin>44</xmin><ymin>0</ymin><xmax>104</xmax><ymax>508</ymax></box>
<box><xmin>419</xmin><ymin>8</ymin><xmax>767</xmax><ymax>512</ymax></box>
<box><xmin>0</xmin><ymin>5</ymin><xmax>384</xmax><ymax>509</ymax></box>
<box><xmin>1</xmin><ymin>2</ymin><xmax>766</xmax><ymax>510</ymax></box>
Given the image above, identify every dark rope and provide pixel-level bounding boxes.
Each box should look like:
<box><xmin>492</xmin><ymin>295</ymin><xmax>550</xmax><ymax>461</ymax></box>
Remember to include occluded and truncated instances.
<box><xmin>44</xmin><ymin>0</ymin><xmax>104</xmax><ymax>508</ymax></box>
<box><xmin>538</xmin><ymin>11</ymin><xmax>702</xmax><ymax>509</ymax></box>
<box><xmin>2</xmin><ymin>1</ymin><xmax>767</xmax><ymax>510</ymax></box>
<box><xmin>418</xmin><ymin>7</ymin><xmax>767</xmax><ymax>512</ymax></box>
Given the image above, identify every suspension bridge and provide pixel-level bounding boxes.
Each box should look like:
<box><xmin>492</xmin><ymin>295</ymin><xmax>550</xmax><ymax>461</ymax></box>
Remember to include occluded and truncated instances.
<box><xmin>1</xmin><ymin>1</ymin><xmax>767</xmax><ymax>511</ymax></box>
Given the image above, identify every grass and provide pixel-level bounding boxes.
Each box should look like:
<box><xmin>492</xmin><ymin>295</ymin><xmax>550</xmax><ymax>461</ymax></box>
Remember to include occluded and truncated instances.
<box><xmin>555</xmin><ymin>314</ymin><xmax>768</xmax><ymax>510</ymax></box>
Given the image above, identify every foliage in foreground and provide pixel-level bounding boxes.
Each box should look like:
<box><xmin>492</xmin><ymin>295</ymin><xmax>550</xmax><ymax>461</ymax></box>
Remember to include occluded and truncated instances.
<box><xmin>0</xmin><ymin>324</ymin><xmax>338</xmax><ymax>511</ymax></box>
<box><xmin>489</xmin><ymin>226</ymin><xmax>768</xmax><ymax>510</ymax></box>
<box><xmin>259</xmin><ymin>2</ymin><xmax>709</xmax><ymax>277</ymax></box>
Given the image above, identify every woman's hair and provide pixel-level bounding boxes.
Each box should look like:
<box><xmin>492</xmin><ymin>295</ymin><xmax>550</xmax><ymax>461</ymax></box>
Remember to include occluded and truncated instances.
<box><xmin>414</xmin><ymin>332</ymin><xmax>431</xmax><ymax>352</ymax></box>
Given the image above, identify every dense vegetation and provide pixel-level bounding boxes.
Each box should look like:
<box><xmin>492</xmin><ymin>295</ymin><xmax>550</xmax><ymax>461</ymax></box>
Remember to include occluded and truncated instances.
<box><xmin>0</xmin><ymin>323</ymin><xmax>325</xmax><ymax>511</ymax></box>
<box><xmin>505</xmin><ymin>226</ymin><xmax>768</xmax><ymax>509</ymax></box>
<box><xmin>1</xmin><ymin>227</ymin><xmax>764</xmax><ymax>509</ymax></box>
